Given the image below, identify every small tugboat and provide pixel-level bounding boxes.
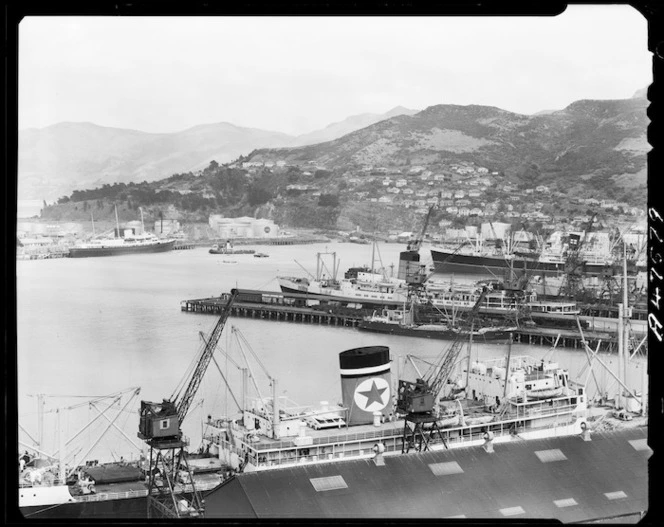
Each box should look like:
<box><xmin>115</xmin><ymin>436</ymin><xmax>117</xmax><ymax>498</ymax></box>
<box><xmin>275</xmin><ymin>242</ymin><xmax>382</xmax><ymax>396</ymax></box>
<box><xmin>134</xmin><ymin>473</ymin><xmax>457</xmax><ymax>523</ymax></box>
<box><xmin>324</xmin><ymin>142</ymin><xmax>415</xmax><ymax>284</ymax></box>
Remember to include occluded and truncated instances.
<box><xmin>209</xmin><ymin>240</ymin><xmax>255</xmax><ymax>255</ymax></box>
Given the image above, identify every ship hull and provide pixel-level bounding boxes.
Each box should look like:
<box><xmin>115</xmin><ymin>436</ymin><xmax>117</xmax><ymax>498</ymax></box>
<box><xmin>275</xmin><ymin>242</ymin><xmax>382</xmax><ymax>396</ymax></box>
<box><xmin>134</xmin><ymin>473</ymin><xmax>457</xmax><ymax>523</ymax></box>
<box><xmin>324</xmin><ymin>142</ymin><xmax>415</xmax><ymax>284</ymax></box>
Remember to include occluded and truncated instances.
<box><xmin>69</xmin><ymin>240</ymin><xmax>176</xmax><ymax>258</ymax></box>
<box><xmin>357</xmin><ymin>320</ymin><xmax>513</xmax><ymax>341</ymax></box>
<box><xmin>20</xmin><ymin>495</ymin><xmax>146</xmax><ymax>519</ymax></box>
<box><xmin>430</xmin><ymin>248</ymin><xmax>613</xmax><ymax>277</ymax></box>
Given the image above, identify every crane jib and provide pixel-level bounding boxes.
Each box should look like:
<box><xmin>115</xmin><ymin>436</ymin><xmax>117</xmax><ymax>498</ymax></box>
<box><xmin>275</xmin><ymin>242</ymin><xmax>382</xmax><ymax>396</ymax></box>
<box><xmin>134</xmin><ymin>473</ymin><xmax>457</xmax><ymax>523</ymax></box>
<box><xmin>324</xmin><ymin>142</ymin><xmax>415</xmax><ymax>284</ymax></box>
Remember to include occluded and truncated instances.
<box><xmin>175</xmin><ymin>289</ymin><xmax>238</xmax><ymax>424</ymax></box>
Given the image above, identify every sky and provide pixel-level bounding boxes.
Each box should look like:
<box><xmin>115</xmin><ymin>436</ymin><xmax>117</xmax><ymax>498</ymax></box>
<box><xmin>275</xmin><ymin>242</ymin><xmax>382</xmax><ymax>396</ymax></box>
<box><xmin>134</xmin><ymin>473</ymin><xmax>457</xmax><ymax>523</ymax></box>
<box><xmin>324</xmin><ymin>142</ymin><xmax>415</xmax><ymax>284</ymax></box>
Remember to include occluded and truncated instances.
<box><xmin>19</xmin><ymin>6</ymin><xmax>651</xmax><ymax>136</ymax></box>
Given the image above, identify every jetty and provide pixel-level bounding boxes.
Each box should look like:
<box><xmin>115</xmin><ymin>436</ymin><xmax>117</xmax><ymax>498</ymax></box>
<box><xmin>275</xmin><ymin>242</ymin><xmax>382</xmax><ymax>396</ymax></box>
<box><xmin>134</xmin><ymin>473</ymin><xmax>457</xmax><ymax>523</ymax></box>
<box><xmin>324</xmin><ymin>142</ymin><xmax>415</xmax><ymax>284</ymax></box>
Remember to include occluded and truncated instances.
<box><xmin>180</xmin><ymin>289</ymin><xmax>638</xmax><ymax>352</ymax></box>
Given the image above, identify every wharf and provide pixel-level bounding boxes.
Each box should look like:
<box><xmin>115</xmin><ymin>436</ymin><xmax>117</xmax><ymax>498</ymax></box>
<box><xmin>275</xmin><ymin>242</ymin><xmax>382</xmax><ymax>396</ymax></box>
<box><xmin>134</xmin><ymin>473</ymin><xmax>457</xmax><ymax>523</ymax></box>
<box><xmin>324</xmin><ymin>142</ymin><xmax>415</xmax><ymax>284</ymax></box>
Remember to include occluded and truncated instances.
<box><xmin>181</xmin><ymin>295</ymin><xmax>361</xmax><ymax>327</ymax></box>
<box><xmin>172</xmin><ymin>243</ymin><xmax>195</xmax><ymax>250</ymax></box>
<box><xmin>181</xmin><ymin>289</ymin><xmax>632</xmax><ymax>352</ymax></box>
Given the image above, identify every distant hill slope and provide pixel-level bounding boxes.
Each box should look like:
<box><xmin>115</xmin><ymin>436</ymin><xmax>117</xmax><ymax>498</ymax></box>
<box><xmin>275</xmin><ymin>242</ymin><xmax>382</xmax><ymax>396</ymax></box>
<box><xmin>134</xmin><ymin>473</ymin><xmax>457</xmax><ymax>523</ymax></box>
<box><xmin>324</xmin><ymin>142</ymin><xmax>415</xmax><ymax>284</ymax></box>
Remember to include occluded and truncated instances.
<box><xmin>18</xmin><ymin>107</ymin><xmax>419</xmax><ymax>201</ymax></box>
<box><xmin>18</xmin><ymin>121</ymin><xmax>296</xmax><ymax>201</ymax></box>
<box><xmin>245</xmin><ymin>98</ymin><xmax>648</xmax><ymax>188</ymax></box>
<box><xmin>293</xmin><ymin>106</ymin><xmax>418</xmax><ymax>146</ymax></box>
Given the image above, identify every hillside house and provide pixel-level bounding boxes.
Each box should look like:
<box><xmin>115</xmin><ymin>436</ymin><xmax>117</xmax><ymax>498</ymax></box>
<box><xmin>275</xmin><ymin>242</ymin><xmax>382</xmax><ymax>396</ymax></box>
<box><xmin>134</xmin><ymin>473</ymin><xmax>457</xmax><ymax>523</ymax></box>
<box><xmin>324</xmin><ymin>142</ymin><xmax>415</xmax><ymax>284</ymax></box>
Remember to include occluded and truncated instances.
<box><xmin>402</xmin><ymin>188</ymin><xmax>414</xmax><ymax>195</ymax></box>
<box><xmin>427</xmin><ymin>197</ymin><xmax>438</xmax><ymax>205</ymax></box>
<box><xmin>433</xmin><ymin>174</ymin><xmax>445</xmax><ymax>181</ymax></box>
<box><xmin>419</xmin><ymin>173</ymin><xmax>431</xmax><ymax>181</ymax></box>
<box><xmin>446</xmin><ymin>206</ymin><xmax>459</xmax><ymax>214</ymax></box>
<box><xmin>470</xmin><ymin>208</ymin><xmax>484</xmax><ymax>216</ymax></box>
<box><xmin>458</xmin><ymin>207</ymin><xmax>471</xmax><ymax>216</ymax></box>
<box><xmin>440</xmin><ymin>199</ymin><xmax>454</xmax><ymax>207</ymax></box>
<box><xmin>415</xmin><ymin>199</ymin><xmax>427</xmax><ymax>207</ymax></box>
<box><xmin>387</xmin><ymin>187</ymin><xmax>401</xmax><ymax>194</ymax></box>
<box><xmin>416</xmin><ymin>190</ymin><xmax>428</xmax><ymax>198</ymax></box>
<box><xmin>438</xmin><ymin>219</ymin><xmax>452</xmax><ymax>228</ymax></box>
<box><xmin>409</xmin><ymin>166</ymin><xmax>425</xmax><ymax>174</ymax></box>
<box><xmin>382</xmin><ymin>179</ymin><xmax>392</xmax><ymax>186</ymax></box>
<box><xmin>454</xmin><ymin>190</ymin><xmax>465</xmax><ymax>199</ymax></box>
<box><xmin>416</xmin><ymin>207</ymin><xmax>429</xmax><ymax>214</ymax></box>
<box><xmin>456</xmin><ymin>199</ymin><xmax>471</xmax><ymax>207</ymax></box>
<box><xmin>395</xmin><ymin>179</ymin><xmax>407</xmax><ymax>187</ymax></box>
<box><xmin>440</xmin><ymin>191</ymin><xmax>453</xmax><ymax>199</ymax></box>
<box><xmin>378</xmin><ymin>196</ymin><xmax>394</xmax><ymax>204</ymax></box>
<box><xmin>468</xmin><ymin>190</ymin><xmax>481</xmax><ymax>198</ymax></box>
<box><xmin>477</xmin><ymin>167</ymin><xmax>489</xmax><ymax>174</ymax></box>
<box><xmin>422</xmin><ymin>170</ymin><xmax>433</xmax><ymax>177</ymax></box>
<box><xmin>403</xmin><ymin>199</ymin><xmax>414</xmax><ymax>207</ymax></box>
<box><xmin>535</xmin><ymin>185</ymin><xmax>550</xmax><ymax>193</ymax></box>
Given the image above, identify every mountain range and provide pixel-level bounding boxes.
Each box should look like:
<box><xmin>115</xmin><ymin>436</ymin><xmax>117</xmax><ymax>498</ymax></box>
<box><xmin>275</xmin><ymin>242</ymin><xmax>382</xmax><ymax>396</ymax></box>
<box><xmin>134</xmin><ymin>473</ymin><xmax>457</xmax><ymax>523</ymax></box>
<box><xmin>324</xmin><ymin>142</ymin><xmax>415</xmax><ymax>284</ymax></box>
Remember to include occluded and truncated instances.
<box><xmin>18</xmin><ymin>107</ymin><xmax>418</xmax><ymax>201</ymax></box>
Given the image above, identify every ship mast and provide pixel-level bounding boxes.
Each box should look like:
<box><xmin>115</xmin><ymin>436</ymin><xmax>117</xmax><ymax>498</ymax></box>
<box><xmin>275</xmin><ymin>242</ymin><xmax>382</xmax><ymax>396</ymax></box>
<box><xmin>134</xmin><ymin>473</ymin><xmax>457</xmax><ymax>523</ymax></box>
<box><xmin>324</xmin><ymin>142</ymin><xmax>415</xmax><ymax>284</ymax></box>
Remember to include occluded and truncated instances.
<box><xmin>139</xmin><ymin>207</ymin><xmax>145</xmax><ymax>234</ymax></box>
<box><xmin>114</xmin><ymin>204</ymin><xmax>120</xmax><ymax>238</ymax></box>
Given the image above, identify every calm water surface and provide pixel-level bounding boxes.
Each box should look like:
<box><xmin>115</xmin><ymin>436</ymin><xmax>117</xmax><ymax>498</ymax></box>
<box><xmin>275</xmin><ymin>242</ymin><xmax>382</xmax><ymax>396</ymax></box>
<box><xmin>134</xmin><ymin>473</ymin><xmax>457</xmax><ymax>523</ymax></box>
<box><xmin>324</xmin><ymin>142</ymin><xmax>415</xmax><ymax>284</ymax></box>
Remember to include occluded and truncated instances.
<box><xmin>16</xmin><ymin>242</ymin><xmax>647</xmax><ymax>461</ymax></box>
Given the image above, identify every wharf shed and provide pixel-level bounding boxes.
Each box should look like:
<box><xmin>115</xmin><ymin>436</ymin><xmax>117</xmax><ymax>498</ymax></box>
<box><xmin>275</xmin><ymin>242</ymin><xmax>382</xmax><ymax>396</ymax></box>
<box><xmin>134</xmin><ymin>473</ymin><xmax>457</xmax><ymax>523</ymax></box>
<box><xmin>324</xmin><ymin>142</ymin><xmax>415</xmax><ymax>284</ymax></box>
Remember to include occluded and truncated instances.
<box><xmin>203</xmin><ymin>427</ymin><xmax>649</xmax><ymax>521</ymax></box>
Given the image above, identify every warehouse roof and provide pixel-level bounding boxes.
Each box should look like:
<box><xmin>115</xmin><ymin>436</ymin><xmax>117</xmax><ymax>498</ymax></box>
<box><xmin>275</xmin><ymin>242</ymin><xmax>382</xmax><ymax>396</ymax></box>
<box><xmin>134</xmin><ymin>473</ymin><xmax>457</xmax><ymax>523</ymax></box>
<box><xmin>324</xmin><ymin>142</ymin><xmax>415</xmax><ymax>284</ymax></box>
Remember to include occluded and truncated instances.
<box><xmin>204</xmin><ymin>427</ymin><xmax>649</xmax><ymax>521</ymax></box>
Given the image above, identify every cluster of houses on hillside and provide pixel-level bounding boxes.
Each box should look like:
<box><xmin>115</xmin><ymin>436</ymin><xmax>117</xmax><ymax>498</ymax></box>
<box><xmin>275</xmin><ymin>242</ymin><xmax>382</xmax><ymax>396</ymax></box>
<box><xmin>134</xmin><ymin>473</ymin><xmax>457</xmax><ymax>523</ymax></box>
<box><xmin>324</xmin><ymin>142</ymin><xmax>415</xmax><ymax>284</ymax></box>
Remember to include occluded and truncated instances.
<box><xmin>224</xmin><ymin>158</ymin><xmax>644</xmax><ymax>229</ymax></box>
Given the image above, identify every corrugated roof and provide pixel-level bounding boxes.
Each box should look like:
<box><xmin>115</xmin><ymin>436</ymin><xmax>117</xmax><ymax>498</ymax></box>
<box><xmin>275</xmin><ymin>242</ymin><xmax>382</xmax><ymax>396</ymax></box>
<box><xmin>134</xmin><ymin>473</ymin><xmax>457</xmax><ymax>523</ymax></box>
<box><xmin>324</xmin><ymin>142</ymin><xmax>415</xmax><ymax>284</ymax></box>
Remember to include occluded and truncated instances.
<box><xmin>204</xmin><ymin>427</ymin><xmax>649</xmax><ymax>520</ymax></box>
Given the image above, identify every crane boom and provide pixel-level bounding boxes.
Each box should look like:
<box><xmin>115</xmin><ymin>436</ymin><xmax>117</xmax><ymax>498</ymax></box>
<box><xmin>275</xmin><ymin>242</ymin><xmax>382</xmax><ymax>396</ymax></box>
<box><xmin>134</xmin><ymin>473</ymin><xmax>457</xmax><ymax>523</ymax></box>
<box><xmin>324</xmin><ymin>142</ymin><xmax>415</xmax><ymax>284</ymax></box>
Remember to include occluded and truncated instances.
<box><xmin>410</xmin><ymin>202</ymin><xmax>436</xmax><ymax>253</ymax></box>
<box><xmin>396</xmin><ymin>286</ymin><xmax>489</xmax><ymax>415</ymax></box>
<box><xmin>425</xmin><ymin>286</ymin><xmax>489</xmax><ymax>397</ymax></box>
<box><xmin>176</xmin><ymin>289</ymin><xmax>238</xmax><ymax>423</ymax></box>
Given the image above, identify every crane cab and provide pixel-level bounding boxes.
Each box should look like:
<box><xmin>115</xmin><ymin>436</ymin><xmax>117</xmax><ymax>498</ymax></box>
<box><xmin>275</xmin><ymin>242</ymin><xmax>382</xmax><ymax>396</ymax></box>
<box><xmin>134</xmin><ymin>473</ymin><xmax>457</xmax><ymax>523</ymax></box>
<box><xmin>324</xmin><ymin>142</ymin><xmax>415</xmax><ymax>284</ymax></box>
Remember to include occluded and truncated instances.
<box><xmin>397</xmin><ymin>379</ymin><xmax>435</xmax><ymax>415</ymax></box>
<box><xmin>138</xmin><ymin>400</ymin><xmax>181</xmax><ymax>441</ymax></box>
<box><xmin>398</xmin><ymin>251</ymin><xmax>427</xmax><ymax>286</ymax></box>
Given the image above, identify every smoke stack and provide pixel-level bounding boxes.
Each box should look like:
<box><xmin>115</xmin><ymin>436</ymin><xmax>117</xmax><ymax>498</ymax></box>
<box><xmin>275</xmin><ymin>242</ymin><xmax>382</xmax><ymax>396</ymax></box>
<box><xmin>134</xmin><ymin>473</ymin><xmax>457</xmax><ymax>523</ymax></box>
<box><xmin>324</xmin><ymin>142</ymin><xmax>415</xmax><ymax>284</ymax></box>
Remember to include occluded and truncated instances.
<box><xmin>339</xmin><ymin>346</ymin><xmax>393</xmax><ymax>426</ymax></box>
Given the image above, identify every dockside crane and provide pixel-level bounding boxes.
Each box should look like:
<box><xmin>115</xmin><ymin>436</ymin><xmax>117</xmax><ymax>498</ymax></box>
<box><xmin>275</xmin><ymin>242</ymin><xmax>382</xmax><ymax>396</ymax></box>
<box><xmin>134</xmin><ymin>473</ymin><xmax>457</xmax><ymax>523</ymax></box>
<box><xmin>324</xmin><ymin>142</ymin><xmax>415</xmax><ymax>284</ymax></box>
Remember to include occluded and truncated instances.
<box><xmin>396</xmin><ymin>286</ymin><xmax>489</xmax><ymax>452</ymax></box>
<box><xmin>137</xmin><ymin>290</ymin><xmax>238</xmax><ymax>519</ymax></box>
<box><xmin>560</xmin><ymin>213</ymin><xmax>597</xmax><ymax>299</ymax></box>
<box><xmin>398</xmin><ymin>198</ymin><xmax>439</xmax><ymax>291</ymax></box>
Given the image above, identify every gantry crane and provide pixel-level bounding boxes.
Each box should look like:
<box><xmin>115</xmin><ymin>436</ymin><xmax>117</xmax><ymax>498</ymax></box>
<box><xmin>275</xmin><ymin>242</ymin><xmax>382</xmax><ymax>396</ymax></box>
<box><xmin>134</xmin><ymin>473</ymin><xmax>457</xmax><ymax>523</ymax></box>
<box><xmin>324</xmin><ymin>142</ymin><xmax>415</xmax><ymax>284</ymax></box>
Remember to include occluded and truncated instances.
<box><xmin>397</xmin><ymin>286</ymin><xmax>489</xmax><ymax>452</ymax></box>
<box><xmin>137</xmin><ymin>290</ymin><xmax>238</xmax><ymax>518</ymax></box>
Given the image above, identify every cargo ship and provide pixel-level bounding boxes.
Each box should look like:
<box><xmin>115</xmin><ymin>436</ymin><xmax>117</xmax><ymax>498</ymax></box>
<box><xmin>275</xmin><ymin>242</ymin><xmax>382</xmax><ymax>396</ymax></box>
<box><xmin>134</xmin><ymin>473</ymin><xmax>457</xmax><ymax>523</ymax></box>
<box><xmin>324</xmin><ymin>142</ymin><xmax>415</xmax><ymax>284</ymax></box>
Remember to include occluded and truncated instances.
<box><xmin>17</xmin><ymin>338</ymin><xmax>647</xmax><ymax>520</ymax></box>
<box><xmin>357</xmin><ymin>310</ymin><xmax>516</xmax><ymax>341</ymax></box>
<box><xmin>277</xmin><ymin>251</ymin><xmax>409</xmax><ymax>305</ymax></box>
<box><xmin>430</xmin><ymin>229</ymin><xmax>645</xmax><ymax>279</ymax></box>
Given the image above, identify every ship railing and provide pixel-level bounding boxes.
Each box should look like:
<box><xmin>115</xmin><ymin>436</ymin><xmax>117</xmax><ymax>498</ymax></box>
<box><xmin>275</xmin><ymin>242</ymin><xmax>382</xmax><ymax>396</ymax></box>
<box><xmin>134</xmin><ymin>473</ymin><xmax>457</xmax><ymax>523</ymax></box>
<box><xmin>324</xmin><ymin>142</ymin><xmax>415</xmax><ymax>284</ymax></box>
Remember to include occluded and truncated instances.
<box><xmin>74</xmin><ymin>489</ymin><xmax>149</xmax><ymax>502</ymax></box>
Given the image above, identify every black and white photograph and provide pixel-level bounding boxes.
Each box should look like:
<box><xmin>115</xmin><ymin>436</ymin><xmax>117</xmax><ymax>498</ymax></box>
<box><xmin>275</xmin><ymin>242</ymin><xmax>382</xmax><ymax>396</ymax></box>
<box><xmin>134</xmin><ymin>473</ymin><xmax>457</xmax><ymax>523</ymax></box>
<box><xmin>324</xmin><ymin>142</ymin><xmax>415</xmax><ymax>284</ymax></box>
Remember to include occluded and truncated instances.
<box><xmin>13</xmin><ymin>4</ymin><xmax>656</xmax><ymax>522</ymax></box>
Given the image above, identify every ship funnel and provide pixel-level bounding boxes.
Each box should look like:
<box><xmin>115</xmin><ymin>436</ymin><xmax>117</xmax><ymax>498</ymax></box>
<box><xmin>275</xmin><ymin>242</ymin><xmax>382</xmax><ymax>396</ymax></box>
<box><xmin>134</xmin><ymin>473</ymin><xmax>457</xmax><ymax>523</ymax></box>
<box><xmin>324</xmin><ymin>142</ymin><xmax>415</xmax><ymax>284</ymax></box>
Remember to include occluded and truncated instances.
<box><xmin>339</xmin><ymin>346</ymin><xmax>393</xmax><ymax>426</ymax></box>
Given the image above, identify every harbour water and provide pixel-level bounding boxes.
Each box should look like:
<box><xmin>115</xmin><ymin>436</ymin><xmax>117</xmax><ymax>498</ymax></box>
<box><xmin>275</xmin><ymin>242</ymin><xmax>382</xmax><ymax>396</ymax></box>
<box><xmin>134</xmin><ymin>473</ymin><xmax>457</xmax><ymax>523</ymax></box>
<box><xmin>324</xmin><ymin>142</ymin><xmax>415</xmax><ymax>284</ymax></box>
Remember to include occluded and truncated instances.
<box><xmin>16</xmin><ymin>242</ymin><xmax>647</xmax><ymax>463</ymax></box>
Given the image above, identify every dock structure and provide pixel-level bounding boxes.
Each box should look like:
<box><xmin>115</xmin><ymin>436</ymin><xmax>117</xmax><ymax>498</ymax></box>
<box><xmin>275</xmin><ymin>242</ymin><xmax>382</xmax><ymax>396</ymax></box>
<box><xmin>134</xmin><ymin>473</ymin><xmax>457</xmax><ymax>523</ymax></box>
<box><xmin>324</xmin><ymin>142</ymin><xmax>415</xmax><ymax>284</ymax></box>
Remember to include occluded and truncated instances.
<box><xmin>181</xmin><ymin>295</ymin><xmax>362</xmax><ymax>328</ymax></box>
<box><xmin>579</xmin><ymin>302</ymin><xmax>647</xmax><ymax>321</ymax></box>
<box><xmin>172</xmin><ymin>243</ymin><xmax>195</xmax><ymax>250</ymax></box>
<box><xmin>512</xmin><ymin>327</ymin><xmax>616</xmax><ymax>352</ymax></box>
<box><xmin>180</xmin><ymin>289</ymin><xmax>635</xmax><ymax>352</ymax></box>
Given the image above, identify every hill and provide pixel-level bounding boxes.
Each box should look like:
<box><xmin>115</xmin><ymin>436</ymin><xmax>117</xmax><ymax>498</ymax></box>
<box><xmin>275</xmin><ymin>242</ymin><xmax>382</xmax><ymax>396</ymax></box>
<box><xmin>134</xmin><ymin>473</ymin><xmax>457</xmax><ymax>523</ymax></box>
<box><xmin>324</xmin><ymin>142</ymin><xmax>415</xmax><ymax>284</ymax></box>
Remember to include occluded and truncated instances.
<box><xmin>244</xmin><ymin>98</ymin><xmax>648</xmax><ymax>194</ymax></box>
<box><xmin>18</xmin><ymin>121</ymin><xmax>295</xmax><ymax>201</ymax></box>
